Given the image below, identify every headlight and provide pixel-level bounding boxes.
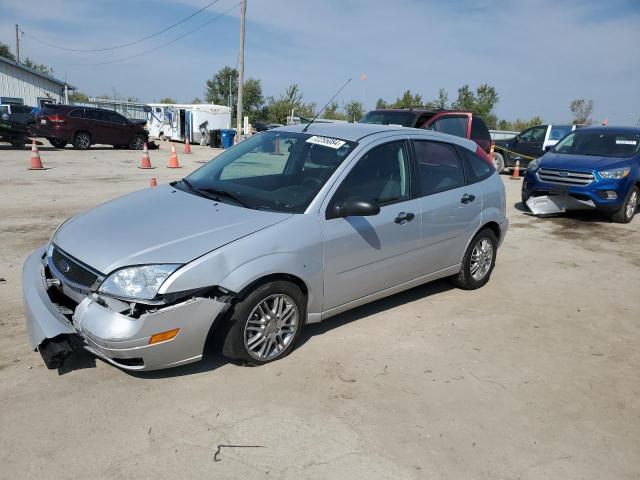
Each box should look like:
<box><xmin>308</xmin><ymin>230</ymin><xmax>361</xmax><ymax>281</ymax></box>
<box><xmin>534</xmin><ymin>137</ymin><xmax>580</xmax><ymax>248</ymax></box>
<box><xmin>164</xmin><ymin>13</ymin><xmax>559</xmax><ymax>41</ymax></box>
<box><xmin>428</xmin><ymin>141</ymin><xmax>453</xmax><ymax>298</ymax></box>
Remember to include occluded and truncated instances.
<box><xmin>527</xmin><ymin>159</ymin><xmax>539</xmax><ymax>171</ymax></box>
<box><xmin>98</xmin><ymin>264</ymin><xmax>180</xmax><ymax>300</ymax></box>
<box><xmin>599</xmin><ymin>167</ymin><xmax>630</xmax><ymax>180</ymax></box>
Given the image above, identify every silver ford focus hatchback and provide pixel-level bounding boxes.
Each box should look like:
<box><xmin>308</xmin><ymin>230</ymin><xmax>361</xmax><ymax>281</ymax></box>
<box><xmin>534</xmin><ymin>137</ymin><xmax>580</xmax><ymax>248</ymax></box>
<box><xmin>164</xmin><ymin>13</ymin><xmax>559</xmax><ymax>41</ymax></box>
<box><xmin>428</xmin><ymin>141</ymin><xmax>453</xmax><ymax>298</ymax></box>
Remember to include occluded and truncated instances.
<box><xmin>23</xmin><ymin>123</ymin><xmax>508</xmax><ymax>371</ymax></box>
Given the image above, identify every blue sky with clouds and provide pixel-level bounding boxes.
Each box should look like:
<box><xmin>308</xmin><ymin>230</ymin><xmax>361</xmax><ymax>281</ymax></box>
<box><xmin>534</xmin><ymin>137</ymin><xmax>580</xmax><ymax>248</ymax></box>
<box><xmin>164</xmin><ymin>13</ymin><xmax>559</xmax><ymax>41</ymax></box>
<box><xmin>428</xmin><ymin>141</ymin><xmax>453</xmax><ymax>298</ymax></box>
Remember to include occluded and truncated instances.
<box><xmin>1</xmin><ymin>0</ymin><xmax>639</xmax><ymax>125</ymax></box>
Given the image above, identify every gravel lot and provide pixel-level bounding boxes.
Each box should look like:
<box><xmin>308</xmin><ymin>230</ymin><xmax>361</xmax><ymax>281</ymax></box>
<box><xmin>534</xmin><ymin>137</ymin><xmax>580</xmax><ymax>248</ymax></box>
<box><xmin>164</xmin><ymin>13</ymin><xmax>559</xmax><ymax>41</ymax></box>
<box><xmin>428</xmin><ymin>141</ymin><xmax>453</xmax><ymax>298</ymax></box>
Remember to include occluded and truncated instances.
<box><xmin>1</xmin><ymin>141</ymin><xmax>639</xmax><ymax>479</ymax></box>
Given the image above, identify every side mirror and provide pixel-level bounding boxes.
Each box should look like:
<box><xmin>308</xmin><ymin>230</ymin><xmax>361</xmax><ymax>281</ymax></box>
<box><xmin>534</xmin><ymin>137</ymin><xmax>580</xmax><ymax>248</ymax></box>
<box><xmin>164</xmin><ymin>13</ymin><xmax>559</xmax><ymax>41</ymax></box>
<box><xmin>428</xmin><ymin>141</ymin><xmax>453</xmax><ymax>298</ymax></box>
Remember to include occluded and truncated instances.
<box><xmin>327</xmin><ymin>198</ymin><xmax>380</xmax><ymax>220</ymax></box>
<box><xmin>544</xmin><ymin>145</ymin><xmax>553</xmax><ymax>152</ymax></box>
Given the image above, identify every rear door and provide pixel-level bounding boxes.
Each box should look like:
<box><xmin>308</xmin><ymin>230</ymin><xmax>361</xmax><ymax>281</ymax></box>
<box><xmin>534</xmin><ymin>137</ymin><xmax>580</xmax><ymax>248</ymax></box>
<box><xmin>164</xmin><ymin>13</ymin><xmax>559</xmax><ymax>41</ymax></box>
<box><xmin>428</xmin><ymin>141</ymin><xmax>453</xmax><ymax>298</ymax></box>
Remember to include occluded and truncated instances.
<box><xmin>424</xmin><ymin>113</ymin><xmax>471</xmax><ymax>140</ymax></box>
<box><xmin>411</xmin><ymin>139</ymin><xmax>482</xmax><ymax>273</ymax></box>
<box><xmin>322</xmin><ymin>139</ymin><xmax>422</xmax><ymax>309</ymax></box>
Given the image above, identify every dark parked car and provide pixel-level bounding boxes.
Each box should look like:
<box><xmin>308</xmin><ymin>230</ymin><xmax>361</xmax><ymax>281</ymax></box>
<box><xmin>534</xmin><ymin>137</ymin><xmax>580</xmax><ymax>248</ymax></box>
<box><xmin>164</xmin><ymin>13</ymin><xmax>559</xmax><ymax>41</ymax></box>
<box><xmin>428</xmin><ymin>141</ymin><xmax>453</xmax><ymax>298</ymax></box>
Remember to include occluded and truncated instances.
<box><xmin>0</xmin><ymin>104</ymin><xmax>37</xmax><ymax>148</ymax></box>
<box><xmin>494</xmin><ymin>124</ymin><xmax>581</xmax><ymax>172</ymax></box>
<box><xmin>29</xmin><ymin>104</ymin><xmax>148</xmax><ymax>150</ymax></box>
<box><xmin>360</xmin><ymin>108</ymin><xmax>493</xmax><ymax>163</ymax></box>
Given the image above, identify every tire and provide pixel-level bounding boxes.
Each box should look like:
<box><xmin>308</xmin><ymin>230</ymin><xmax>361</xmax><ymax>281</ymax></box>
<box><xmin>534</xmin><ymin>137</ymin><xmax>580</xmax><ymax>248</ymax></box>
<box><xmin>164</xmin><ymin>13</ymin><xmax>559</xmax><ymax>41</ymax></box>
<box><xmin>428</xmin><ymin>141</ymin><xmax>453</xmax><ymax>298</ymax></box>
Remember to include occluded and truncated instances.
<box><xmin>129</xmin><ymin>134</ymin><xmax>146</xmax><ymax>150</ymax></box>
<box><xmin>521</xmin><ymin>190</ymin><xmax>530</xmax><ymax>209</ymax></box>
<box><xmin>451</xmin><ymin>228</ymin><xmax>498</xmax><ymax>290</ymax></box>
<box><xmin>611</xmin><ymin>186</ymin><xmax>638</xmax><ymax>224</ymax></box>
<box><xmin>222</xmin><ymin>281</ymin><xmax>306</xmax><ymax>365</ymax></box>
<box><xmin>73</xmin><ymin>131</ymin><xmax>91</xmax><ymax>150</ymax></box>
<box><xmin>492</xmin><ymin>151</ymin><xmax>505</xmax><ymax>173</ymax></box>
<box><xmin>48</xmin><ymin>138</ymin><xmax>67</xmax><ymax>149</ymax></box>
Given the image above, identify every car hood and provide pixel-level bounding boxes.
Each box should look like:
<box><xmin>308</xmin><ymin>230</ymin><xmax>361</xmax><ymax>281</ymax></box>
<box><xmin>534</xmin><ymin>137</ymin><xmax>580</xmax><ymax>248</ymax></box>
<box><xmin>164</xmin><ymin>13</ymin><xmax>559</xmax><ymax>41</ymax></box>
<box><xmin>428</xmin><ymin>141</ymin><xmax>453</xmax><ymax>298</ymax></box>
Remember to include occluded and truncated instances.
<box><xmin>539</xmin><ymin>152</ymin><xmax>630</xmax><ymax>171</ymax></box>
<box><xmin>52</xmin><ymin>185</ymin><xmax>291</xmax><ymax>274</ymax></box>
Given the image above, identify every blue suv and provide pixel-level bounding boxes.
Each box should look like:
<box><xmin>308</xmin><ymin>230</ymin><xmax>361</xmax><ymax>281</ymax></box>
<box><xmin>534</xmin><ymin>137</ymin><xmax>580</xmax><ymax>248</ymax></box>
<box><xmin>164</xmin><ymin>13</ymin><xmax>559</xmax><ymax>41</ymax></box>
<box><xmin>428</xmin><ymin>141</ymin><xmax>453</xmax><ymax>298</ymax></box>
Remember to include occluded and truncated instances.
<box><xmin>522</xmin><ymin>126</ymin><xmax>640</xmax><ymax>223</ymax></box>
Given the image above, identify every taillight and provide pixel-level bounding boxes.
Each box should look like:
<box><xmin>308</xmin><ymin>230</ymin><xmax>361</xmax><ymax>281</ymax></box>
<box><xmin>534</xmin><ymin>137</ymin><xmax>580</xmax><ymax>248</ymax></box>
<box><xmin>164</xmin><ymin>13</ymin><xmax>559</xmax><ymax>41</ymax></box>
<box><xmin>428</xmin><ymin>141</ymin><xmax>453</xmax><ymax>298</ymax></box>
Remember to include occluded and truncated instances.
<box><xmin>47</xmin><ymin>115</ymin><xmax>66</xmax><ymax>124</ymax></box>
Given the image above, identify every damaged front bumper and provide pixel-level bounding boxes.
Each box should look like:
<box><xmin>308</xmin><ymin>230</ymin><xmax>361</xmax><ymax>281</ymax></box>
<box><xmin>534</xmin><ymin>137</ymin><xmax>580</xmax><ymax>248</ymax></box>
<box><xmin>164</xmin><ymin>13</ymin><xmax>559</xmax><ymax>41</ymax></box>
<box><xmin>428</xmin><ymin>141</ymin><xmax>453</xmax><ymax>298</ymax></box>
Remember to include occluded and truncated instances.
<box><xmin>23</xmin><ymin>246</ymin><xmax>229</xmax><ymax>371</ymax></box>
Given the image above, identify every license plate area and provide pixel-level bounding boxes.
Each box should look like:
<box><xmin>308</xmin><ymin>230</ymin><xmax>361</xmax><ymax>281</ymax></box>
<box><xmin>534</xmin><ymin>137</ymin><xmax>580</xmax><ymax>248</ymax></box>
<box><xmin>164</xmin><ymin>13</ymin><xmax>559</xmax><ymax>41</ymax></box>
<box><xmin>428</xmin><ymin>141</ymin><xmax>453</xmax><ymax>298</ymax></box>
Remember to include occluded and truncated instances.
<box><xmin>40</xmin><ymin>119</ymin><xmax>47</xmax><ymax>125</ymax></box>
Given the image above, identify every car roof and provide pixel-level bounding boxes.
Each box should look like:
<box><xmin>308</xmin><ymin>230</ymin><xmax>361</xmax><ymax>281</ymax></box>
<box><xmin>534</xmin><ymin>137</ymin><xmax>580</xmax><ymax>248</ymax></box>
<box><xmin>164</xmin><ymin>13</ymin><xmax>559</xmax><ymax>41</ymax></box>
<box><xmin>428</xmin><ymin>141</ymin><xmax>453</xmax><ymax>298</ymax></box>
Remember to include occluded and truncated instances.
<box><xmin>274</xmin><ymin>122</ymin><xmax>478</xmax><ymax>150</ymax></box>
<box><xmin>573</xmin><ymin>126</ymin><xmax>640</xmax><ymax>135</ymax></box>
<box><xmin>367</xmin><ymin>108</ymin><xmax>473</xmax><ymax>116</ymax></box>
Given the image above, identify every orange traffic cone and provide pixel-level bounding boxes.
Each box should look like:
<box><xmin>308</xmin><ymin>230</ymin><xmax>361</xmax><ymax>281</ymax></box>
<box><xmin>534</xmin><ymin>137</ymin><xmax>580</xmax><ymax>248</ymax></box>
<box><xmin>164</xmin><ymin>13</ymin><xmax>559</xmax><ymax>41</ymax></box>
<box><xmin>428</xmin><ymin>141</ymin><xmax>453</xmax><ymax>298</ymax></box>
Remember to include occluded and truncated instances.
<box><xmin>28</xmin><ymin>140</ymin><xmax>45</xmax><ymax>170</ymax></box>
<box><xmin>184</xmin><ymin>137</ymin><xmax>192</xmax><ymax>154</ymax></box>
<box><xmin>167</xmin><ymin>143</ymin><xmax>181</xmax><ymax>168</ymax></box>
<box><xmin>139</xmin><ymin>143</ymin><xmax>154</xmax><ymax>169</ymax></box>
<box><xmin>150</xmin><ymin>177</ymin><xmax>157</xmax><ymax>187</ymax></box>
<box><xmin>511</xmin><ymin>160</ymin><xmax>521</xmax><ymax>180</ymax></box>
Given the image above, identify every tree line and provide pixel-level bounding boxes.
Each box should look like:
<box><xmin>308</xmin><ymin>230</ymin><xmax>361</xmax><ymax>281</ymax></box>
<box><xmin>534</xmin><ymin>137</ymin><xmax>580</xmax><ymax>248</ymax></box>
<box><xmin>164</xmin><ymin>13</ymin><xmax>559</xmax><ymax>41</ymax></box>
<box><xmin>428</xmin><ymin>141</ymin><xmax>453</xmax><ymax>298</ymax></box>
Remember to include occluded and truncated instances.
<box><xmin>1</xmin><ymin>42</ymin><xmax>596</xmax><ymax>130</ymax></box>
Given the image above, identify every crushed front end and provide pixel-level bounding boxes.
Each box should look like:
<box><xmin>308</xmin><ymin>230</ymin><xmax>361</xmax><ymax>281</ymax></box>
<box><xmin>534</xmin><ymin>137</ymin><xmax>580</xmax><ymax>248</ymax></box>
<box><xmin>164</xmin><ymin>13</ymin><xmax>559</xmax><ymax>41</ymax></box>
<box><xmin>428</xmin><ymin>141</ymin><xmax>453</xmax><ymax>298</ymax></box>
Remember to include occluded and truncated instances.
<box><xmin>22</xmin><ymin>245</ymin><xmax>231</xmax><ymax>371</ymax></box>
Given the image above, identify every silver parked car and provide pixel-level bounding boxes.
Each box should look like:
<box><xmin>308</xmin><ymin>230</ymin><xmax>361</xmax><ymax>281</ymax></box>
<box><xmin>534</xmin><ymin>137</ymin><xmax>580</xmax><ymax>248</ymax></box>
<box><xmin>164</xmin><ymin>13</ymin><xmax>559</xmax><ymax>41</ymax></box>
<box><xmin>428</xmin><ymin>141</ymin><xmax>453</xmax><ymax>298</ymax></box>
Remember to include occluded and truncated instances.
<box><xmin>23</xmin><ymin>123</ymin><xmax>508</xmax><ymax>371</ymax></box>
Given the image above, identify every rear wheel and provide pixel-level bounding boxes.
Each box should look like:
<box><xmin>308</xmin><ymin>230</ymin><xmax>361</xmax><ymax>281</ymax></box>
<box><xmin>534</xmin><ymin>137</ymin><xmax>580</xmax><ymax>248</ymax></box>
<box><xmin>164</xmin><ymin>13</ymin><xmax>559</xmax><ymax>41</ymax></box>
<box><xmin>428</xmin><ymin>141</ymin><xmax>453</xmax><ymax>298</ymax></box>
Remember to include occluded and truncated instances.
<box><xmin>222</xmin><ymin>281</ymin><xmax>305</xmax><ymax>365</ymax></box>
<box><xmin>73</xmin><ymin>131</ymin><xmax>91</xmax><ymax>150</ymax></box>
<box><xmin>611</xmin><ymin>186</ymin><xmax>638</xmax><ymax>223</ymax></box>
<box><xmin>451</xmin><ymin>229</ymin><xmax>498</xmax><ymax>290</ymax></box>
<box><xmin>48</xmin><ymin>138</ymin><xmax>67</xmax><ymax>149</ymax></box>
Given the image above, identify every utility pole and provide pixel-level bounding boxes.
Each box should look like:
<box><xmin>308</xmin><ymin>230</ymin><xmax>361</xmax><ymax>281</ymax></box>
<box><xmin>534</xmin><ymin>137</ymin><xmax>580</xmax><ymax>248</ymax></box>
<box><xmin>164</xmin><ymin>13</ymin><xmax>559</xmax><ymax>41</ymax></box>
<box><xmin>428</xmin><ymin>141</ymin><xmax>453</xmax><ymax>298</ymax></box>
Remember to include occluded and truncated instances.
<box><xmin>236</xmin><ymin>0</ymin><xmax>246</xmax><ymax>137</ymax></box>
<box><xmin>15</xmin><ymin>24</ymin><xmax>20</xmax><ymax>63</ymax></box>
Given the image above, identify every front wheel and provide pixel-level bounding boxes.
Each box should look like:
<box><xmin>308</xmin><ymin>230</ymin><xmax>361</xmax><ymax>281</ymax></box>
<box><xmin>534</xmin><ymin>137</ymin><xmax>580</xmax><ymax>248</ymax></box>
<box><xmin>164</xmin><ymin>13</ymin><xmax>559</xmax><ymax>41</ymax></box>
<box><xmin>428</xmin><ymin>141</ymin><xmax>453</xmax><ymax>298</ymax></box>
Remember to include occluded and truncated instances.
<box><xmin>129</xmin><ymin>134</ymin><xmax>146</xmax><ymax>150</ymax></box>
<box><xmin>222</xmin><ymin>281</ymin><xmax>305</xmax><ymax>365</ymax></box>
<box><xmin>611</xmin><ymin>186</ymin><xmax>638</xmax><ymax>224</ymax></box>
<box><xmin>451</xmin><ymin>228</ymin><xmax>498</xmax><ymax>290</ymax></box>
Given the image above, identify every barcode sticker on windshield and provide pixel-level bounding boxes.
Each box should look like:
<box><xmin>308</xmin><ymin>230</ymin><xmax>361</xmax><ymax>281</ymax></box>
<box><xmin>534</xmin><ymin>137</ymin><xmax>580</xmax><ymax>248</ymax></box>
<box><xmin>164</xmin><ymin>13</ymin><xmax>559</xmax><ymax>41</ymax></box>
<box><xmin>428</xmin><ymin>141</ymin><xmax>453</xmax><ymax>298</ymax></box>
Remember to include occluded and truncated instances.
<box><xmin>306</xmin><ymin>136</ymin><xmax>346</xmax><ymax>149</ymax></box>
<box><xmin>616</xmin><ymin>139</ymin><xmax>637</xmax><ymax>145</ymax></box>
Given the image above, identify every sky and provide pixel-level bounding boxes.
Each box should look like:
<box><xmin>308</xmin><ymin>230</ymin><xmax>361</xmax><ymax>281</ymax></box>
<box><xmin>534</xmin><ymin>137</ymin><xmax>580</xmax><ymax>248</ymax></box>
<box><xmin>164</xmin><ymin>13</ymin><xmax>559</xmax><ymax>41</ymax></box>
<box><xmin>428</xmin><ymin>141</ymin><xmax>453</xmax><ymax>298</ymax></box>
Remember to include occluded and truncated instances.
<box><xmin>1</xmin><ymin>0</ymin><xmax>639</xmax><ymax>125</ymax></box>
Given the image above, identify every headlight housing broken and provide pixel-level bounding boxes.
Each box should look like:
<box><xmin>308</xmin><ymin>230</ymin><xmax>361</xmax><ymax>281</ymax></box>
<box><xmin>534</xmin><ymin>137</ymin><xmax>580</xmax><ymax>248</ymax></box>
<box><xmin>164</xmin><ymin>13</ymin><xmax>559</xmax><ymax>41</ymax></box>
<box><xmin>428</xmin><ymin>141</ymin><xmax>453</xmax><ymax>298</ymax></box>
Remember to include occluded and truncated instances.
<box><xmin>98</xmin><ymin>264</ymin><xmax>180</xmax><ymax>300</ymax></box>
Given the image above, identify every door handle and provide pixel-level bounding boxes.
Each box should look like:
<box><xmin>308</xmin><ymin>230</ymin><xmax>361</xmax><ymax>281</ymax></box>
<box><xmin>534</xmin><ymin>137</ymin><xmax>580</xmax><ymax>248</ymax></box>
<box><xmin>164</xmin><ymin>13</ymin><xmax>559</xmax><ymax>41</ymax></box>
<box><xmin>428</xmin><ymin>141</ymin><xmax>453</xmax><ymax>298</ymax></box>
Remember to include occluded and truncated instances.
<box><xmin>461</xmin><ymin>193</ymin><xmax>476</xmax><ymax>204</ymax></box>
<box><xmin>394</xmin><ymin>212</ymin><xmax>415</xmax><ymax>224</ymax></box>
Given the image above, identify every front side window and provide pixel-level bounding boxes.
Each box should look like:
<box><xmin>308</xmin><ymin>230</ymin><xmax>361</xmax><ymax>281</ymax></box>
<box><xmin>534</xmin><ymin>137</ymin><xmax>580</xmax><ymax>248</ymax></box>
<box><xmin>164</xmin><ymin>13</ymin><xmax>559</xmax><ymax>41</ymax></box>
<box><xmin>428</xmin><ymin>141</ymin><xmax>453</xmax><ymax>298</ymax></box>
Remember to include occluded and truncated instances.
<box><xmin>519</xmin><ymin>126</ymin><xmax>547</xmax><ymax>142</ymax></box>
<box><xmin>553</xmin><ymin>131</ymin><xmax>640</xmax><ymax>158</ymax></box>
<box><xmin>331</xmin><ymin>141</ymin><xmax>411</xmax><ymax>207</ymax></box>
<box><xmin>185</xmin><ymin>131</ymin><xmax>356</xmax><ymax>213</ymax></box>
<box><xmin>428</xmin><ymin>116</ymin><xmax>468</xmax><ymax>138</ymax></box>
<box><xmin>413</xmin><ymin>140</ymin><xmax>465</xmax><ymax>195</ymax></box>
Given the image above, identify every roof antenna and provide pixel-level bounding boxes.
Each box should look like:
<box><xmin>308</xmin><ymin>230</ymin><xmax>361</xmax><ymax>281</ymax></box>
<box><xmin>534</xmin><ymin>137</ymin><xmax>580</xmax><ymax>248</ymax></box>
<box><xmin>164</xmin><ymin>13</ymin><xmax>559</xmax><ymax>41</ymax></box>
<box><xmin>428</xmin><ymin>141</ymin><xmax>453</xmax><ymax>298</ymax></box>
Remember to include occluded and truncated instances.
<box><xmin>302</xmin><ymin>77</ymin><xmax>352</xmax><ymax>132</ymax></box>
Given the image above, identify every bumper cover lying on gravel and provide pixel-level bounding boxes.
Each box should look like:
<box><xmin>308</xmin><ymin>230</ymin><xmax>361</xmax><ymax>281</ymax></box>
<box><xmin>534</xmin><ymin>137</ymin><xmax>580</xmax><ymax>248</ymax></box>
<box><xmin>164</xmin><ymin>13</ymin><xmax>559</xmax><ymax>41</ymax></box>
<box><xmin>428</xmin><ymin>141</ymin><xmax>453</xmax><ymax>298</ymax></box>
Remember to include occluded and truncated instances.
<box><xmin>23</xmin><ymin>246</ymin><xmax>228</xmax><ymax>371</ymax></box>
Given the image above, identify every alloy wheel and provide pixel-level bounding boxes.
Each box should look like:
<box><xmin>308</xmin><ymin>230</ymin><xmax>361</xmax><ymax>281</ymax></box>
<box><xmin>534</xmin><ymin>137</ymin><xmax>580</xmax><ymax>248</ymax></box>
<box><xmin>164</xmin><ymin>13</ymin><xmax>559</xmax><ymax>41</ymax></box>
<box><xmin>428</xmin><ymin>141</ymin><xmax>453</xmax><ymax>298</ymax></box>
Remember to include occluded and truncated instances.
<box><xmin>470</xmin><ymin>238</ymin><xmax>493</xmax><ymax>281</ymax></box>
<box><xmin>244</xmin><ymin>294</ymin><xmax>299</xmax><ymax>361</ymax></box>
<box><xmin>626</xmin><ymin>190</ymin><xmax>638</xmax><ymax>220</ymax></box>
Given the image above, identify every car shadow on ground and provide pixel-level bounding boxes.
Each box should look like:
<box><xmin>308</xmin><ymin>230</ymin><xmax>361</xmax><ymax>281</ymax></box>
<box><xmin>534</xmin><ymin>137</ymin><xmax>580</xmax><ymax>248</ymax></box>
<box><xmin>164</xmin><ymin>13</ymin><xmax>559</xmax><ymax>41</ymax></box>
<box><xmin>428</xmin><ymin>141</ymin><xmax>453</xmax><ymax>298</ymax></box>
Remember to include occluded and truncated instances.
<box><xmin>121</xmin><ymin>279</ymin><xmax>455</xmax><ymax>380</ymax></box>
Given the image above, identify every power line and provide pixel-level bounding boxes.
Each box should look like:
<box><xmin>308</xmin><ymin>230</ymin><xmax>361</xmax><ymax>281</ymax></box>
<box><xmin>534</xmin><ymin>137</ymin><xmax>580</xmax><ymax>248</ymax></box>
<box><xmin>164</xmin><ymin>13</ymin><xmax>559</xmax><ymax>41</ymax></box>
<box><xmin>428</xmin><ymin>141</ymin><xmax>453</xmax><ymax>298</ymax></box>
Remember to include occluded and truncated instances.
<box><xmin>66</xmin><ymin>2</ymin><xmax>239</xmax><ymax>66</ymax></box>
<box><xmin>22</xmin><ymin>0</ymin><xmax>223</xmax><ymax>52</ymax></box>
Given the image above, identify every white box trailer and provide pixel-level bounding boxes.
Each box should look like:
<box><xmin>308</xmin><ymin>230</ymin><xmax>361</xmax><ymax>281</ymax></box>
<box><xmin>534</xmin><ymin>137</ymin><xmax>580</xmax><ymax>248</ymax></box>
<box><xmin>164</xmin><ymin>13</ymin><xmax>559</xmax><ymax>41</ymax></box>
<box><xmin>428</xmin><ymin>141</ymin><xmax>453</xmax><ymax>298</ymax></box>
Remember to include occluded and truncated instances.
<box><xmin>145</xmin><ymin>103</ymin><xmax>232</xmax><ymax>144</ymax></box>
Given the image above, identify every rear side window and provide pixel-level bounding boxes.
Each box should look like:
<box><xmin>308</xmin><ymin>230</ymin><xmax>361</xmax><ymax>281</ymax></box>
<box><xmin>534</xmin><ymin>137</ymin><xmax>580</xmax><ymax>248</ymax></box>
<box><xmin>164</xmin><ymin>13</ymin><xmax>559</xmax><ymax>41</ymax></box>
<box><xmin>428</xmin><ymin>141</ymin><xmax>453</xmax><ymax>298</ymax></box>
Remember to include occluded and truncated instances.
<box><xmin>549</xmin><ymin>125</ymin><xmax>572</xmax><ymax>141</ymax></box>
<box><xmin>85</xmin><ymin>109</ymin><xmax>106</xmax><ymax>121</ymax></box>
<box><xmin>471</xmin><ymin>117</ymin><xmax>491</xmax><ymax>141</ymax></box>
<box><xmin>413</xmin><ymin>140</ymin><xmax>465</xmax><ymax>195</ymax></box>
<box><xmin>332</xmin><ymin>141</ymin><xmax>411</xmax><ymax>206</ymax></box>
<box><xmin>428</xmin><ymin>116</ymin><xmax>468</xmax><ymax>138</ymax></box>
<box><xmin>461</xmin><ymin>147</ymin><xmax>493</xmax><ymax>182</ymax></box>
<box><xmin>68</xmin><ymin>109</ymin><xmax>84</xmax><ymax>118</ymax></box>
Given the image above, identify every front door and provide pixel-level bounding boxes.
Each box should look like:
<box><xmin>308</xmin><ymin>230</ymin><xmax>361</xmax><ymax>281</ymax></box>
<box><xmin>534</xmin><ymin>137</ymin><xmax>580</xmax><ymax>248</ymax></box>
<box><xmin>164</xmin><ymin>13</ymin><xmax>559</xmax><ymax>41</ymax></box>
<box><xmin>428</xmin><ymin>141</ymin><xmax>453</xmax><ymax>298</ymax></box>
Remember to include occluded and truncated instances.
<box><xmin>513</xmin><ymin>125</ymin><xmax>548</xmax><ymax>164</ymax></box>
<box><xmin>322</xmin><ymin>140</ymin><xmax>422</xmax><ymax>310</ymax></box>
<box><xmin>412</xmin><ymin>140</ymin><xmax>482</xmax><ymax>273</ymax></box>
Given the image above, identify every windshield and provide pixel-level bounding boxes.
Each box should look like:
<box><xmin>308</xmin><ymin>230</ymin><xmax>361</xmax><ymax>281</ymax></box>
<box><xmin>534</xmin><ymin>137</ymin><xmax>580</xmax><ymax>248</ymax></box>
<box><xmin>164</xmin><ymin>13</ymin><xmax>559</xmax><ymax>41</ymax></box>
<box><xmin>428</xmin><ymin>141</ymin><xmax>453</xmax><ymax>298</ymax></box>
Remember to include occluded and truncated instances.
<box><xmin>360</xmin><ymin>111</ymin><xmax>417</xmax><ymax>127</ymax></box>
<box><xmin>553</xmin><ymin>131</ymin><xmax>640</xmax><ymax>158</ymax></box>
<box><xmin>183</xmin><ymin>131</ymin><xmax>357</xmax><ymax>213</ymax></box>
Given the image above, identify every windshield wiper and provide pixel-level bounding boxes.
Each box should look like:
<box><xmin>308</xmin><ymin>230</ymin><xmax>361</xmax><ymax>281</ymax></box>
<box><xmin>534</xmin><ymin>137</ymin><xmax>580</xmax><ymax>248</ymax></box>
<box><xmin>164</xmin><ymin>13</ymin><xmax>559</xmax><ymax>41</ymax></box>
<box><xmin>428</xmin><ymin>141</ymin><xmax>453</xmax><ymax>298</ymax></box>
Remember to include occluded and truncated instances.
<box><xmin>196</xmin><ymin>187</ymin><xmax>251</xmax><ymax>208</ymax></box>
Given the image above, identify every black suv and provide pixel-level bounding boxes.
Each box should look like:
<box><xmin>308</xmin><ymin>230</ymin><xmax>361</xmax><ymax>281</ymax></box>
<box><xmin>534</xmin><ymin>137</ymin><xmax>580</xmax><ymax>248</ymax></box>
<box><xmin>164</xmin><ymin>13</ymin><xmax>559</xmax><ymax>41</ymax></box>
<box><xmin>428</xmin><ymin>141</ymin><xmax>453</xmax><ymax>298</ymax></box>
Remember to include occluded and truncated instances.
<box><xmin>29</xmin><ymin>104</ymin><xmax>148</xmax><ymax>150</ymax></box>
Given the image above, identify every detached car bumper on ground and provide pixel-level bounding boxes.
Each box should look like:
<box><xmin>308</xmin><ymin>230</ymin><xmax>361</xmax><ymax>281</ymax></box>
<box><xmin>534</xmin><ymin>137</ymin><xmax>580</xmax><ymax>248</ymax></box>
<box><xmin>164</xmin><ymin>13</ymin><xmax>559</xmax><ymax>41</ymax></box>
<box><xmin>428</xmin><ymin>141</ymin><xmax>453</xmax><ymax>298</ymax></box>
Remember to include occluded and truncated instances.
<box><xmin>23</xmin><ymin>123</ymin><xmax>508</xmax><ymax>371</ymax></box>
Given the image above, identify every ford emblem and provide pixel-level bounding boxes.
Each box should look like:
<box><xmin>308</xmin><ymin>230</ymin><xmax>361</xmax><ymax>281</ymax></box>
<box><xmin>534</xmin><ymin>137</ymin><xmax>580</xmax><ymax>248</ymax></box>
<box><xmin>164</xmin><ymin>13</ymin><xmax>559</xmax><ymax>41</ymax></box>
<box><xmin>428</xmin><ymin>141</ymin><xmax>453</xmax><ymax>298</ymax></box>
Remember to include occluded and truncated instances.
<box><xmin>58</xmin><ymin>259</ymin><xmax>70</xmax><ymax>273</ymax></box>
<box><xmin>559</xmin><ymin>171</ymin><xmax>569</xmax><ymax>177</ymax></box>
